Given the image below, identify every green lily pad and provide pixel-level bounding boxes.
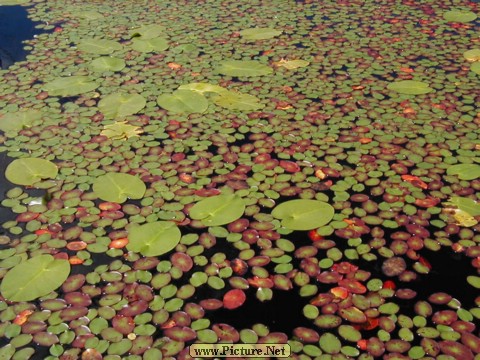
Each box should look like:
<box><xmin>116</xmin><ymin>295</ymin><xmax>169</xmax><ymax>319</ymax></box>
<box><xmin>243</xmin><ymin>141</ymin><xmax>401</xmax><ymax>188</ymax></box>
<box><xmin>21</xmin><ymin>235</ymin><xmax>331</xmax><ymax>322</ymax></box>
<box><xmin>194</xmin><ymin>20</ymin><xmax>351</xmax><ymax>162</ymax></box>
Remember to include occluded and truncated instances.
<box><xmin>157</xmin><ymin>89</ymin><xmax>208</xmax><ymax>114</ymax></box>
<box><xmin>5</xmin><ymin>158</ymin><xmax>58</xmax><ymax>186</ymax></box>
<box><xmin>272</xmin><ymin>199</ymin><xmax>335</xmax><ymax>230</ymax></box>
<box><xmin>131</xmin><ymin>37</ymin><xmax>169</xmax><ymax>53</ymax></box>
<box><xmin>77</xmin><ymin>38</ymin><xmax>122</xmax><ymax>54</ymax></box>
<box><xmin>213</xmin><ymin>91</ymin><xmax>264</xmax><ymax>111</ymax></box>
<box><xmin>130</xmin><ymin>24</ymin><xmax>165</xmax><ymax>39</ymax></box>
<box><xmin>189</xmin><ymin>194</ymin><xmax>246</xmax><ymax>226</ymax></box>
<box><xmin>178</xmin><ymin>82</ymin><xmax>228</xmax><ymax>95</ymax></box>
<box><xmin>471</xmin><ymin>62</ymin><xmax>480</xmax><ymax>75</ymax></box>
<box><xmin>446</xmin><ymin>164</ymin><xmax>480</xmax><ymax>180</ymax></box>
<box><xmin>0</xmin><ymin>255</ymin><xmax>70</xmax><ymax>302</ymax></box>
<box><xmin>216</xmin><ymin>60</ymin><xmax>273</xmax><ymax>77</ymax></box>
<box><xmin>0</xmin><ymin>110</ymin><xmax>42</xmax><ymax>132</ymax></box>
<box><xmin>463</xmin><ymin>49</ymin><xmax>480</xmax><ymax>62</ymax></box>
<box><xmin>387</xmin><ymin>80</ymin><xmax>433</xmax><ymax>95</ymax></box>
<box><xmin>446</xmin><ymin>196</ymin><xmax>480</xmax><ymax>216</ymax></box>
<box><xmin>100</xmin><ymin>121</ymin><xmax>142</xmax><ymax>140</ymax></box>
<box><xmin>89</xmin><ymin>56</ymin><xmax>126</xmax><ymax>72</ymax></box>
<box><xmin>127</xmin><ymin>221</ymin><xmax>181</xmax><ymax>256</ymax></box>
<box><xmin>275</xmin><ymin>59</ymin><xmax>310</xmax><ymax>69</ymax></box>
<box><xmin>0</xmin><ymin>0</ymin><xmax>28</xmax><ymax>4</ymax></box>
<box><xmin>319</xmin><ymin>333</ymin><xmax>341</xmax><ymax>354</ymax></box>
<box><xmin>443</xmin><ymin>10</ymin><xmax>477</xmax><ymax>22</ymax></box>
<box><xmin>76</xmin><ymin>10</ymin><xmax>103</xmax><ymax>20</ymax></box>
<box><xmin>43</xmin><ymin>76</ymin><xmax>99</xmax><ymax>97</ymax></box>
<box><xmin>93</xmin><ymin>173</ymin><xmax>146</xmax><ymax>203</ymax></box>
<box><xmin>239</xmin><ymin>27</ymin><xmax>282</xmax><ymax>40</ymax></box>
<box><xmin>98</xmin><ymin>93</ymin><xmax>146</xmax><ymax>119</ymax></box>
<box><xmin>467</xmin><ymin>276</ymin><xmax>480</xmax><ymax>289</ymax></box>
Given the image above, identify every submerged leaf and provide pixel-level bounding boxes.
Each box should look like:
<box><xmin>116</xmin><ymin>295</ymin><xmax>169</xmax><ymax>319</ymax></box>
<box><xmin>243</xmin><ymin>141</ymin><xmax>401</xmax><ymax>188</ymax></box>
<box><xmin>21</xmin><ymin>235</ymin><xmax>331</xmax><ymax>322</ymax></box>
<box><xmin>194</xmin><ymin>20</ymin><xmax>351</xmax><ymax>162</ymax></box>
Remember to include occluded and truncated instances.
<box><xmin>43</xmin><ymin>76</ymin><xmax>99</xmax><ymax>97</ymax></box>
<box><xmin>93</xmin><ymin>173</ymin><xmax>146</xmax><ymax>203</ymax></box>
<box><xmin>0</xmin><ymin>110</ymin><xmax>42</xmax><ymax>132</ymax></box>
<box><xmin>446</xmin><ymin>163</ymin><xmax>480</xmax><ymax>180</ymax></box>
<box><xmin>387</xmin><ymin>80</ymin><xmax>433</xmax><ymax>95</ymax></box>
<box><xmin>77</xmin><ymin>38</ymin><xmax>122</xmax><ymax>54</ymax></box>
<box><xmin>0</xmin><ymin>255</ymin><xmax>70</xmax><ymax>302</ymax></box>
<box><xmin>272</xmin><ymin>199</ymin><xmax>335</xmax><ymax>230</ymax></box>
<box><xmin>216</xmin><ymin>60</ymin><xmax>273</xmax><ymax>77</ymax></box>
<box><xmin>157</xmin><ymin>89</ymin><xmax>208</xmax><ymax>114</ymax></box>
<box><xmin>189</xmin><ymin>194</ymin><xmax>246</xmax><ymax>226</ymax></box>
<box><xmin>239</xmin><ymin>27</ymin><xmax>282</xmax><ymax>40</ymax></box>
<box><xmin>100</xmin><ymin>121</ymin><xmax>143</xmax><ymax>140</ymax></box>
<box><xmin>127</xmin><ymin>221</ymin><xmax>181</xmax><ymax>256</ymax></box>
<box><xmin>98</xmin><ymin>93</ymin><xmax>146</xmax><ymax>119</ymax></box>
<box><xmin>6</xmin><ymin>158</ymin><xmax>58</xmax><ymax>186</ymax></box>
<box><xmin>443</xmin><ymin>10</ymin><xmax>477</xmax><ymax>22</ymax></box>
<box><xmin>213</xmin><ymin>91</ymin><xmax>264</xmax><ymax>111</ymax></box>
<box><xmin>89</xmin><ymin>56</ymin><xmax>126</xmax><ymax>72</ymax></box>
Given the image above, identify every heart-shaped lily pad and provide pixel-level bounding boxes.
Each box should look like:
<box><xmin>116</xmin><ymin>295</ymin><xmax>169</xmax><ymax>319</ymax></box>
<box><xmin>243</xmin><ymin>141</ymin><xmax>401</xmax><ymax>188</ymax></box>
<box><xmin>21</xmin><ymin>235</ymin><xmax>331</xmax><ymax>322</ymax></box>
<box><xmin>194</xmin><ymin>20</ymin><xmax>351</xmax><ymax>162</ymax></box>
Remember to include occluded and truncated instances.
<box><xmin>443</xmin><ymin>10</ymin><xmax>477</xmax><ymax>22</ymax></box>
<box><xmin>93</xmin><ymin>173</ymin><xmax>146</xmax><ymax>203</ymax></box>
<box><xmin>471</xmin><ymin>62</ymin><xmax>480</xmax><ymax>75</ymax></box>
<box><xmin>272</xmin><ymin>199</ymin><xmax>335</xmax><ymax>230</ymax></box>
<box><xmin>127</xmin><ymin>221</ymin><xmax>181</xmax><ymax>256</ymax></box>
<box><xmin>98</xmin><ymin>93</ymin><xmax>146</xmax><ymax>119</ymax></box>
<box><xmin>239</xmin><ymin>27</ymin><xmax>282</xmax><ymax>40</ymax></box>
<box><xmin>178</xmin><ymin>82</ymin><xmax>228</xmax><ymax>95</ymax></box>
<box><xmin>131</xmin><ymin>37</ymin><xmax>169</xmax><ymax>53</ymax></box>
<box><xmin>446</xmin><ymin>164</ymin><xmax>480</xmax><ymax>180</ymax></box>
<box><xmin>387</xmin><ymin>80</ymin><xmax>433</xmax><ymax>95</ymax></box>
<box><xmin>157</xmin><ymin>89</ymin><xmax>208</xmax><ymax>114</ymax></box>
<box><xmin>445</xmin><ymin>197</ymin><xmax>480</xmax><ymax>216</ymax></box>
<box><xmin>0</xmin><ymin>110</ymin><xmax>42</xmax><ymax>132</ymax></box>
<box><xmin>463</xmin><ymin>49</ymin><xmax>480</xmax><ymax>62</ymax></box>
<box><xmin>43</xmin><ymin>76</ymin><xmax>99</xmax><ymax>97</ymax></box>
<box><xmin>213</xmin><ymin>91</ymin><xmax>264</xmax><ymax>111</ymax></box>
<box><xmin>77</xmin><ymin>38</ymin><xmax>122</xmax><ymax>54</ymax></box>
<box><xmin>189</xmin><ymin>194</ymin><xmax>246</xmax><ymax>226</ymax></box>
<box><xmin>0</xmin><ymin>255</ymin><xmax>70</xmax><ymax>302</ymax></box>
<box><xmin>216</xmin><ymin>60</ymin><xmax>273</xmax><ymax>77</ymax></box>
<box><xmin>130</xmin><ymin>24</ymin><xmax>165</xmax><ymax>39</ymax></box>
<box><xmin>89</xmin><ymin>56</ymin><xmax>126</xmax><ymax>72</ymax></box>
<box><xmin>5</xmin><ymin>158</ymin><xmax>58</xmax><ymax>186</ymax></box>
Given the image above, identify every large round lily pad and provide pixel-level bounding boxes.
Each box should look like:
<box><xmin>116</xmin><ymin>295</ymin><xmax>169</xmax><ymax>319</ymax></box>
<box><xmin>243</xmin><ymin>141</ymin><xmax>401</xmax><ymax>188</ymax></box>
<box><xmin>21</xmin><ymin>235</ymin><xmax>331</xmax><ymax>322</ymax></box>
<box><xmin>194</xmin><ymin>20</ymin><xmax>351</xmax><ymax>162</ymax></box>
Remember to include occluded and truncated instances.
<box><xmin>98</xmin><ymin>93</ymin><xmax>146</xmax><ymax>118</ymax></box>
<box><xmin>1</xmin><ymin>255</ymin><xmax>70</xmax><ymax>302</ymax></box>
<box><xmin>387</xmin><ymin>80</ymin><xmax>433</xmax><ymax>95</ymax></box>
<box><xmin>5</xmin><ymin>158</ymin><xmax>58</xmax><ymax>186</ymax></box>
<box><xmin>43</xmin><ymin>76</ymin><xmax>99</xmax><ymax>97</ymax></box>
<box><xmin>272</xmin><ymin>199</ymin><xmax>335</xmax><ymax>230</ymax></box>
<box><xmin>93</xmin><ymin>173</ymin><xmax>146</xmax><ymax>203</ymax></box>
<box><xmin>0</xmin><ymin>110</ymin><xmax>42</xmax><ymax>132</ymax></box>
<box><xmin>189</xmin><ymin>194</ymin><xmax>246</xmax><ymax>226</ymax></box>
<box><xmin>239</xmin><ymin>27</ymin><xmax>282</xmax><ymax>40</ymax></box>
<box><xmin>443</xmin><ymin>10</ymin><xmax>477</xmax><ymax>22</ymax></box>
<box><xmin>157</xmin><ymin>89</ymin><xmax>208</xmax><ymax>114</ymax></box>
<box><xmin>89</xmin><ymin>56</ymin><xmax>126</xmax><ymax>72</ymax></box>
<box><xmin>446</xmin><ymin>164</ymin><xmax>480</xmax><ymax>180</ymax></box>
<box><xmin>127</xmin><ymin>221</ymin><xmax>181</xmax><ymax>256</ymax></box>
<box><xmin>77</xmin><ymin>38</ymin><xmax>122</xmax><ymax>54</ymax></box>
<box><xmin>216</xmin><ymin>60</ymin><xmax>273</xmax><ymax>77</ymax></box>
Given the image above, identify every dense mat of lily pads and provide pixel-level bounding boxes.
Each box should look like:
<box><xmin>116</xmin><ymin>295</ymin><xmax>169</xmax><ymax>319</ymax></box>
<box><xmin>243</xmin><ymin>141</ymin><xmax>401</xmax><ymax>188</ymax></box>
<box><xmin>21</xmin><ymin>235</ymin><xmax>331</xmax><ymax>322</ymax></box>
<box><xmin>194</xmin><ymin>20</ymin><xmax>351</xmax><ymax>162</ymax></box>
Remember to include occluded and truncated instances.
<box><xmin>0</xmin><ymin>0</ymin><xmax>479</xmax><ymax>359</ymax></box>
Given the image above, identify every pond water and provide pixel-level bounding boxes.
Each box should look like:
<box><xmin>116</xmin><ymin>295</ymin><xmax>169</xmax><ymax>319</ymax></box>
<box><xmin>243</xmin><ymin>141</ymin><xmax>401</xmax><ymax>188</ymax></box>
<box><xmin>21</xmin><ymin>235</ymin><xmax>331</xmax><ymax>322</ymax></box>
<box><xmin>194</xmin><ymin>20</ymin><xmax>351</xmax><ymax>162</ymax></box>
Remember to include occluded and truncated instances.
<box><xmin>0</xmin><ymin>1</ymin><xmax>480</xmax><ymax>360</ymax></box>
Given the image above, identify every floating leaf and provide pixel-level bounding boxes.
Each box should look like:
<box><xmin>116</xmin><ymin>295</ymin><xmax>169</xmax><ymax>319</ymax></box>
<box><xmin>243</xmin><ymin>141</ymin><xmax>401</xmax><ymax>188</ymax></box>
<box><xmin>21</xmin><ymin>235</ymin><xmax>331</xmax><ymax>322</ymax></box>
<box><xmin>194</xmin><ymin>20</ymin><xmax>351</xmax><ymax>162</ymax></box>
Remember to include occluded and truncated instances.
<box><xmin>131</xmin><ymin>37</ymin><xmax>169</xmax><ymax>53</ymax></box>
<box><xmin>0</xmin><ymin>110</ymin><xmax>42</xmax><ymax>132</ymax></box>
<box><xmin>43</xmin><ymin>76</ymin><xmax>99</xmax><ymax>97</ymax></box>
<box><xmin>93</xmin><ymin>173</ymin><xmax>146</xmax><ymax>203</ymax></box>
<box><xmin>443</xmin><ymin>10</ymin><xmax>477</xmax><ymax>22</ymax></box>
<box><xmin>130</xmin><ymin>24</ymin><xmax>165</xmax><ymax>39</ymax></box>
<box><xmin>157</xmin><ymin>89</ymin><xmax>208</xmax><ymax>114</ymax></box>
<box><xmin>446</xmin><ymin>164</ymin><xmax>480</xmax><ymax>180</ymax></box>
<box><xmin>213</xmin><ymin>91</ymin><xmax>264</xmax><ymax>111</ymax></box>
<box><xmin>5</xmin><ymin>158</ymin><xmax>58</xmax><ymax>186</ymax></box>
<box><xmin>471</xmin><ymin>62</ymin><xmax>480</xmax><ymax>75</ymax></box>
<box><xmin>453</xmin><ymin>209</ymin><xmax>478</xmax><ymax>227</ymax></box>
<box><xmin>0</xmin><ymin>0</ymin><xmax>28</xmax><ymax>4</ymax></box>
<box><xmin>178</xmin><ymin>82</ymin><xmax>228</xmax><ymax>95</ymax></box>
<box><xmin>126</xmin><ymin>221</ymin><xmax>181</xmax><ymax>256</ymax></box>
<box><xmin>100</xmin><ymin>121</ymin><xmax>143</xmax><ymax>140</ymax></box>
<box><xmin>387</xmin><ymin>80</ymin><xmax>433</xmax><ymax>95</ymax></box>
<box><xmin>0</xmin><ymin>255</ymin><xmax>70</xmax><ymax>302</ymax></box>
<box><xmin>239</xmin><ymin>27</ymin><xmax>282</xmax><ymax>40</ymax></box>
<box><xmin>445</xmin><ymin>197</ymin><xmax>480</xmax><ymax>216</ymax></box>
<box><xmin>77</xmin><ymin>38</ymin><xmax>122</xmax><ymax>54</ymax></box>
<box><xmin>467</xmin><ymin>276</ymin><xmax>480</xmax><ymax>289</ymax></box>
<box><xmin>189</xmin><ymin>194</ymin><xmax>246</xmax><ymax>226</ymax></box>
<box><xmin>98</xmin><ymin>93</ymin><xmax>146</xmax><ymax>119</ymax></box>
<box><xmin>272</xmin><ymin>199</ymin><xmax>335</xmax><ymax>230</ymax></box>
<box><xmin>216</xmin><ymin>60</ymin><xmax>273</xmax><ymax>77</ymax></box>
<box><xmin>463</xmin><ymin>49</ymin><xmax>480</xmax><ymax>62</ymax></box>
<box><xmin>89</xmin><ymin>56</ymin><xmax>126</xmax><ymax>72</ymax></box>
<box><xmin>76</xmin><ymin>10</ymin><xmax>103</xmax><ymax>20</ymax></box>
<box><xmin>274</xmin><ymin>59</ymin><xmax>310</xmax><ymax>69</ymax></box>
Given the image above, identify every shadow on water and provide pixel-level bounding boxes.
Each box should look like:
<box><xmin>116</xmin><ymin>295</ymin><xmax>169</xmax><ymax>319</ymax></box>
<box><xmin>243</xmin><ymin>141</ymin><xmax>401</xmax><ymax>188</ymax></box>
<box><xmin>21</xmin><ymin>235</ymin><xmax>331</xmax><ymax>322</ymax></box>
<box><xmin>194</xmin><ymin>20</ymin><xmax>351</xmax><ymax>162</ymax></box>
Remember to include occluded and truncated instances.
<box><xmin>0</xmin><ymin>5</ymin><xmax>45</xmax><ymax>69</ymax></box>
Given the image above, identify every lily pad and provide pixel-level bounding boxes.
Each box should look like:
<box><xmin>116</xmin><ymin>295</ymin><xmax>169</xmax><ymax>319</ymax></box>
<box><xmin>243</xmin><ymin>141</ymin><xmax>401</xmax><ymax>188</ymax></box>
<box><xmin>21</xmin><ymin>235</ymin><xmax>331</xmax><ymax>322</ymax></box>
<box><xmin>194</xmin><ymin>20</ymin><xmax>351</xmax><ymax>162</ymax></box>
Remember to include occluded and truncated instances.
<box><xmin>178</xmin><ymin>82</ymin><xmax>228</xmax><ymax>95</ymax></box>
<box><xmin>216</xmin><ymin>60</ymin><xmax>273</xmax><ymax>77</ymax></box>
<box><xmin>443</xmin><ymin>10</ymin><xmax>477</xmax><ymax>22</ymax></box>
<box><xmin>157</xmin><ymin>89</ymin><xmax>208</xmax><ymax>114</ymax></box>
<box><xmin>43</xmin><ymin>76</ymin><xmax>99</xmax><ymax>97</ymax></box>
<box><xmin>76</xmin><ymin>10</ymin><xmax>103</xmax><ymax>20</ymax></box>
<box><xmin>445</xmin><ymin>196</ymin><xmax>480</xmax><ymax>216</ymax></box>
<box><xmin>239</xmin><ymin>27</ymin><xmax>282</xmax><ymax>40</ymax></box>
<box><xmin>98</xmin><ymin>93</ymin><xmax>146</xmax><ymax>119</ymax></box>
<box><xmin>213</xmin><ymin>91</ymin><xmax>264</xmax><ymax>111</ymax></box>
<box><xmin>131</xmin><ymin>37</ymin><xmax>169</xmax><ymax>53</ymax></box>
<box><xmin>0</xmin><ymin>110</ymin><xmax>42</xmax><ymax>132</ymax></box>
<box><xmin>89</xmin><ymin>56</ymin><xmax>126</xmax><ymax>72</ymax></box>
<box><xmin>127</xmin><ymin>221</ymin><xmax>181</xmax><ymax>256</ymax></box>
<box><xmin>467</xmin><ymin>276</ymin><xmax>480</xmax><ymax>289</ymax></box>
<box><xmin>471</xmin><ymin>62</ymin><xmax>480</xmax><ymax>75</ymax></box>
<box><xmin>5</xmin><ymin>158</ymin><xmax>58</xmax><ymax>186</ymax></box>
<box><xmin>463</xmin><ymin>49</ymin><xmax>480</xmax><ymax>62</ymax></box>
<box><xmin>130</xmin><ymin>24</ymin><xmax>165</xmax><ymax>39</ymax></box>
<box><xmin>93</xmin><ymin>173</ymin><xmax>146</xmax><ymax>203</ymax></box>
<box><xmin>271</xmin><ymin>199</ymin><xmax>335</xmax><ymax>230</ymax></box>
<box><xmin>100</xmin><ymin>121</ymin><xmax>143</xmax><ymax>140</ymax></box>
<box><xmin>189</xmin><ymin>194</ymin><xmax>246</xmax><ymax>226</ymax></box>
<box><xmin>275</xmin><ymin>59</ymin><xmax>310</xmax><ymax>69</ymax></box>
<box><xmin>0</xmin><ymin>0</ymin><xmax>28</xmax><ymax>4</ymax></box>
<box><xmin>77</xmin><ymin>38</ymin><xmax>122</xmax><ymax>54</ymax></box>
<box><xmin>446</xmin><ymin>164</ymin><xmax>480</xmax><ymax>180</ymax></box>
<box><xmin>0</xmin><ymin>255</ymin><xmax>70</xmax><ymax>302</ymax></box>
<box><xmin>387</xmin><ymin>80</ymin><xmax>433</xmax><ymax>95</ymax></box>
